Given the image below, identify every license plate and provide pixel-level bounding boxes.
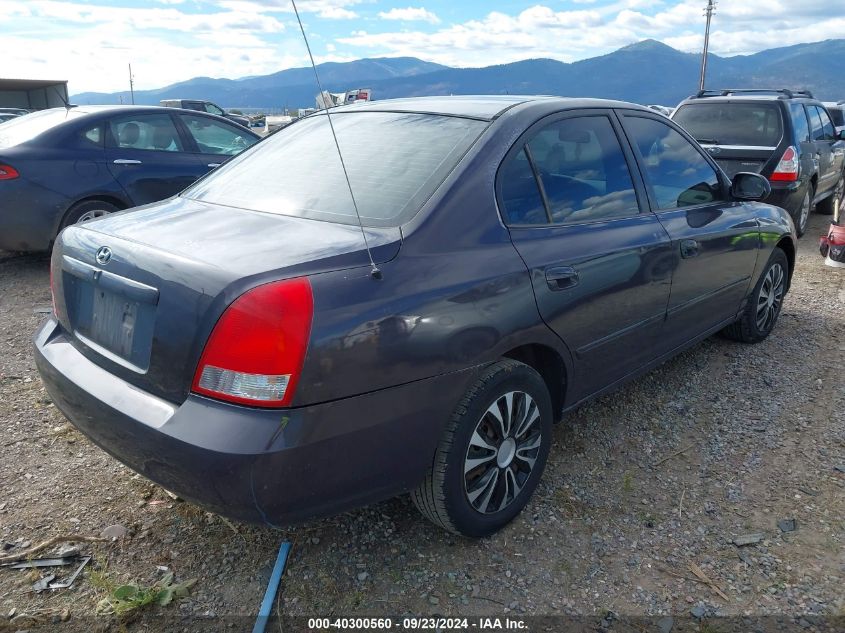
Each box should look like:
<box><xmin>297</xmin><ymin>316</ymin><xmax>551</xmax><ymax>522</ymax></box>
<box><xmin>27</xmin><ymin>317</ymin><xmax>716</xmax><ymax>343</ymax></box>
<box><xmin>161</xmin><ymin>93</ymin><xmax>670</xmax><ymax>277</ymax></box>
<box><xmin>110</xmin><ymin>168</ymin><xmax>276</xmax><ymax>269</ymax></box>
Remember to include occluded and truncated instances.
<box><xmin>90</xmin><ymin>289</ymin><xmax>139</xmax><ymax>360</ymax></box>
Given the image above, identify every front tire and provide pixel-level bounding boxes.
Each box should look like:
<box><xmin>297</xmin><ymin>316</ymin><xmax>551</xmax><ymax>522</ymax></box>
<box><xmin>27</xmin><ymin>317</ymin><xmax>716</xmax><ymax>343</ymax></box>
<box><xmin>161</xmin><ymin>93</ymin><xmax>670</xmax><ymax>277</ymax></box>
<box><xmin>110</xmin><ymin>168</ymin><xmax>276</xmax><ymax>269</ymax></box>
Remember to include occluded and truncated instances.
<box><xmin>722</xmin><ymin>248</ymin><xmax>788</xmax><ymax>344</ymax></box>
<box><xmin>791</xmin><ymin>183</ymin><xmax>813</xmax><ymax>237</ymax></box>
<box><xmin>412</xmin><ymin>359</ymin><xmax>553</xmax><ymax>537</ymax></box>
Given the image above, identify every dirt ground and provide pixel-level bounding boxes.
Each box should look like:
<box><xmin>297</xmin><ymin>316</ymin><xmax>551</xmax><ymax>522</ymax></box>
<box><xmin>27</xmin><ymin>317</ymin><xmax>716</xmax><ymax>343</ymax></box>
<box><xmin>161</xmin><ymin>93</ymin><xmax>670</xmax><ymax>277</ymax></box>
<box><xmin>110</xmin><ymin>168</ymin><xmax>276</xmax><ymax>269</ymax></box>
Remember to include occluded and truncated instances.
<box><xmin>0</xmin><ymin>213</ymin><xmax>843</xmax><ymax>631</ymax></box>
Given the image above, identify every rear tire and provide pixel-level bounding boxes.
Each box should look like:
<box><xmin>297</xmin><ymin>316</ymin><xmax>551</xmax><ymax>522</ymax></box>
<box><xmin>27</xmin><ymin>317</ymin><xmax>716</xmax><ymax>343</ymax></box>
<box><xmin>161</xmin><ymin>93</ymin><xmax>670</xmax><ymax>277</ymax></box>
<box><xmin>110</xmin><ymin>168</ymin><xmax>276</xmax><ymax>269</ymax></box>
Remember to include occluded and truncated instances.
<box><xmin>411</xmin><ymin>360</ymin><xmax>553</xmax><ymax>537</ymax></box>
<box><xmin>817</xmin><ymin>173</ymin><xmax>844</xmax><ymax>216</ymax></box>
<box><xmin>722</xmin><ymin>248</ymin><xmax>788</xmax><ymax>344</ymax></box>
<box><xmin>60</xmin><ymin>200</ymin><xmax>120</xmax><ymax>232</ymax></box>
<box><xmin>790</xmin><ymin>183</ymin><xmax>813</xmax><ymax>238</ymax></box>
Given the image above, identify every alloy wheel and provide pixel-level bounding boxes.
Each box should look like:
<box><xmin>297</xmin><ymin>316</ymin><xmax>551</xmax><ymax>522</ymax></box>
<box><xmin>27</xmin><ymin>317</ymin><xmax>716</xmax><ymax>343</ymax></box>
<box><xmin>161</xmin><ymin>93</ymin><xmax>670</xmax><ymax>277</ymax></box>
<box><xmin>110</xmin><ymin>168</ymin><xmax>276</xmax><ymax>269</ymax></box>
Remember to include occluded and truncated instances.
<box><xmin>463</xmin><ymin>391</ymin><xmax>543</xmax><ymax>515</ymax></box>
<box><xmin>76</xmin><ymin>209</ymin><xmax>111</xmax><ymax>223</ymax></box>
<box><xmin>755</xmin><ymin>263</ymin><xmax>785</xmax><ymax>332</ymax></box>
<box><xmin>798</xmin><ymin>190</ymin><xmax>811</xmax><ymax>233</ymax></box>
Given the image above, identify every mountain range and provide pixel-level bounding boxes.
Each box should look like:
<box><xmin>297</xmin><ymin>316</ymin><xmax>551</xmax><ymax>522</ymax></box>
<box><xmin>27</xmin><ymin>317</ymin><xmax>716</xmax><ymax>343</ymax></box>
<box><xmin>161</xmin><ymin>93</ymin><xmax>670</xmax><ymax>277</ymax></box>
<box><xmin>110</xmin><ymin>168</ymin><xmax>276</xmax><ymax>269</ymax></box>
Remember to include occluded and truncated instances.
<box><xmin>70</xmin><ymin>39</ymin><xmax>845</xmax><ymax>109</ymax></box>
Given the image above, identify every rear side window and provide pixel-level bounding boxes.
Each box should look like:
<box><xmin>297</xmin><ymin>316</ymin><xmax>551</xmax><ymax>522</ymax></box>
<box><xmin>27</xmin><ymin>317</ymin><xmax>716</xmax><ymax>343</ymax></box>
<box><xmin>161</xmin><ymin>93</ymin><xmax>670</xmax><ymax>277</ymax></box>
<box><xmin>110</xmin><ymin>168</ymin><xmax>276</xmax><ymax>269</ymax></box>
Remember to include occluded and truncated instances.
<box><xmin>178</xmin><ymin>113</ymin><xmax>257</xmax><ymax>155</ymax></box>
<box><xmin>673</xmin><ymin>102</ymin><xmax>783</xmax><ymax>147</ymax></box>
<box><xmin>184</xmin><ymin>112</ymin><xmax>486</xmax><ymax>227</ymax></box>
<box><xmin>0</xmin><ymin>109</ymin><xmax>85</xmax><ymax>148</ymax></box>
<box><xmin>108</xmin><ymin>114</ymin><xmax>184</xmax><ymax>152</ymax></box>
<box><xmin>498</xmin><ymin>148</ymin><xmax>548</xmax><ymax>225</ymax></box>
<box><xmin>813</xmin><ymin>106</ymin><xmax>835</xmax><ymax>141</ymax></box>
<box><xmin>500</xmin><ymin>115</ymin><xmax>639</xmax><ymax>225</ymax></box>
<box><xmin>790</xmin><ymin>103</ymin><xmax>810</xmax><ymax>143</ymax></box>
<box><xmin>808</xmin><ymin>107</ymin><xmax>824</xmax><ymax>141</ymax></box>
<box><xmin>624</xmin><ymin>116</ymin><xmax>724</xmax><ymax>210</ymax></box>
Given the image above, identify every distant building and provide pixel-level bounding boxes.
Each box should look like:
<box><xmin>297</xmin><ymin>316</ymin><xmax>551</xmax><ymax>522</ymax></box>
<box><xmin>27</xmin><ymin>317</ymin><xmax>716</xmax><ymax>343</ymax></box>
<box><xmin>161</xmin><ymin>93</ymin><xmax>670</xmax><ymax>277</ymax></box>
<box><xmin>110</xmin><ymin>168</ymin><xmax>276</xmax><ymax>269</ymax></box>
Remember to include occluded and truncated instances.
<box><xmin>0</xmin><ymin>78</ymin><xmax>69</xmax><ymax>110</ymax></box>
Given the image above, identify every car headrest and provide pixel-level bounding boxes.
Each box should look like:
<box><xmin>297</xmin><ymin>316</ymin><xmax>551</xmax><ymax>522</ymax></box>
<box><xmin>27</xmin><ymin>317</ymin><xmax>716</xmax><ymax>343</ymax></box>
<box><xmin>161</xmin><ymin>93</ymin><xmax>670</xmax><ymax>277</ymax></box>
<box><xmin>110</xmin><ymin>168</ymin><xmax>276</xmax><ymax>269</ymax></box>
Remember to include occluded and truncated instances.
<box><xmin>119</xmin><ymin>123</ymin><xmax>140</xmax><ymax>145</ymax></box>
<box><xmin>558</xmin><ymin>128</ymin><xmax>591</xmax><ymax>143</ymax></box>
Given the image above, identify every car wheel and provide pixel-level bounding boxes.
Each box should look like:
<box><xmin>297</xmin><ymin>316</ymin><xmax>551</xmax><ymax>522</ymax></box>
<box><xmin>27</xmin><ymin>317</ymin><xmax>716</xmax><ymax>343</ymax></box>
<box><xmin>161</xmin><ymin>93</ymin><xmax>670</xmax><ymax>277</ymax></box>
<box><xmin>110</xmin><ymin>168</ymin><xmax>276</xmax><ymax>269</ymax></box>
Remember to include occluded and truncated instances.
<box><xmin>61</xmin><ymin>200</ymin><xmax>120</xmax><ymax>231</ymax></box>
<box><xmin>722</xmin><ymin>248</ymin><xmax>788</xmax><ymax>344</ymax></box>
<box><xmin>792</xmin><ymin>184</ymin><xmax>813</xmax><ymax>237</ymax></box>
<box><xmin>817</xmin><ymin>174</ymin><xmax>844</xmax><ymax>216</ymax></box>
<box><xmin>411</xmin><ymin>359</ymin><xmax>552</xmax><ymax>537</ymax></box>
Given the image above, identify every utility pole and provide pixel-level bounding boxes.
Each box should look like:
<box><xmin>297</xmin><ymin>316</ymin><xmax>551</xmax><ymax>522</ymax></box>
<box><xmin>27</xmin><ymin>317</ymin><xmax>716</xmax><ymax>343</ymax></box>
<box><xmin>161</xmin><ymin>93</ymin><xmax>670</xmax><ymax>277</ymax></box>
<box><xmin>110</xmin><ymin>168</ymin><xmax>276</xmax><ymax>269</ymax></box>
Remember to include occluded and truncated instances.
<box><xmin>128</xmin><ymin>63</ymin><xmax>135</xmax><ymax>105</ymax></box>
<box><xmin>698</xmin><ymin>0</ymin><xmax>716</xmax><ymax>91</ymax></box>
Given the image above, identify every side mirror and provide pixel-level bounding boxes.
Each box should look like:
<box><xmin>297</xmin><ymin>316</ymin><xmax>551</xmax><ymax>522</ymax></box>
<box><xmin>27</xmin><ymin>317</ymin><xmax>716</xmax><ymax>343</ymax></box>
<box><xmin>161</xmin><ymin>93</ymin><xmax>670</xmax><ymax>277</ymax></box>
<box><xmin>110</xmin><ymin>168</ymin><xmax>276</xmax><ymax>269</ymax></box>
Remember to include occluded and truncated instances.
<box><xmin>731</xmin><ymin>172</ymin><xmax>771</xmax><ymax>202</ymax></box>
<box><xmin>838</xmin><ymin>130</ymin><xmax>845</xmax><ymax>141</ymax></box>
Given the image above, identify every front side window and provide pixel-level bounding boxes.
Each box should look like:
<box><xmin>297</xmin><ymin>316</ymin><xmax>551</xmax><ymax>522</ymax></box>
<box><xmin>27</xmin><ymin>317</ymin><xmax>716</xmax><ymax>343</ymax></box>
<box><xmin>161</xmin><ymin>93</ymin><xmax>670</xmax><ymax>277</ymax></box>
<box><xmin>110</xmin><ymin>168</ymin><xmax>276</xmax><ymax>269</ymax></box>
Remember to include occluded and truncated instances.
<box><xmin>499</xmin><ymin>115</ymin><xmax>639</xmax><ymax>226</ymax></box>
<box><xmin>204</xmin><ymin>103</ymin><xmax>225</xmax><ymax>116</ymax></box>
<box><xmin>109</xmin><ymin>114</ymin><xmax>184</xmax><ymax>152</ymax></box>
<box><xmin>179</xmin><ymin>114</ymin><xmax>256</xmax><ymax>155</ymax></box>
<box><xmin>184</xmin><ymin>112</ymin><xmax>486</xmax><ymax>227</ymax></box>
<box><xmin>828</xmin><ymin>107</ymin><xmax>845</xmax><ymax>128</ymax></box>
<box><xmin>790</xmin><ymin>103</ymin><xmax>810</xmax><ymax>143</ymax></box>
<box><xmin>624</xmin><ymin>116</ymin><xmax>723</xmax><ymax>210</ymax></box>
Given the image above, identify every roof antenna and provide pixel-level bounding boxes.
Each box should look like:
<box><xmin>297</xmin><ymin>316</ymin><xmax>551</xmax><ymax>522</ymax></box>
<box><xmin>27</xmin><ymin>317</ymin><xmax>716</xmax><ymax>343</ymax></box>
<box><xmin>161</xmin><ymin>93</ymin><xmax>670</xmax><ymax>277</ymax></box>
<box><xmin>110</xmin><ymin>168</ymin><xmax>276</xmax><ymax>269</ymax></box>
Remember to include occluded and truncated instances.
<box><xmin>290</xmin><ymin>0</ymin><xmax>382</xmax><ymax>280</ymax></box>
<box><xmin>52</xmin><ymin>85</ymin><xmax>72</xmax><ymax>110</ymax></box>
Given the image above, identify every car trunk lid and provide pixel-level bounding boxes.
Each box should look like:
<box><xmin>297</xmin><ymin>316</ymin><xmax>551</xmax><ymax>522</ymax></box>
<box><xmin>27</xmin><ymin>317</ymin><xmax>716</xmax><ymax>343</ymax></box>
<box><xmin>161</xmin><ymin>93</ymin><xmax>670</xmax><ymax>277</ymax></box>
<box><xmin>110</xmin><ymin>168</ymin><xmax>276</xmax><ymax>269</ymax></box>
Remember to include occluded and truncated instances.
<box><xmin>52</xmin><ymin>196</ymin><xmax>400</xmax><ymax>404</ymax></box>
<box><xmin>700</xmin><ymin>144</ymin><xmax>777</xmax><ymax>178</ymax></box>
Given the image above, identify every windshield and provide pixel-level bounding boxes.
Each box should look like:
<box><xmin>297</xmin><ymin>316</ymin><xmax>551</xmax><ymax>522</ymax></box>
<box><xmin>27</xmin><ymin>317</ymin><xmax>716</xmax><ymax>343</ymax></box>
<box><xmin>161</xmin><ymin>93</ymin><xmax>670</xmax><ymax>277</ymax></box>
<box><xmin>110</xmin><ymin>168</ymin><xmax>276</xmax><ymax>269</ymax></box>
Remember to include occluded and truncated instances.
<box><xmin>183</xmin><ymin>111</ymin><xmax>487</xmax><ymax>227</ymax></box>
<box><xmin>673</xmin><ymin>103</ymin><xmax>783</xmax><ymax>147</ymax></box>
<box><xmin>0</xmin><ymin>109</ymin><xmax>84</xmax><ymax>148</ymax></box>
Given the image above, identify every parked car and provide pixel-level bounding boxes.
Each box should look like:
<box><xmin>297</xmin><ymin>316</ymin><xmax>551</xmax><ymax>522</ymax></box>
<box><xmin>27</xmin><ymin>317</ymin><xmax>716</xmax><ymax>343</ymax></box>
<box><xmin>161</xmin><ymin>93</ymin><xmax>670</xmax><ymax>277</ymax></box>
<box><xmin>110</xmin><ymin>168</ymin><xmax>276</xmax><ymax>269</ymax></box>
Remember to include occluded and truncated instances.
<box><xmin>0</xmin><ymin>105</ymin><xmax>260</xmax><ymax>252</ymax></box>
<box><xmin>0</xmin><ymin>107</ymin><xmax>30</xmax><ymax>117</ymax></box>
<box><xmin>647</xmin><ymin>104</ymin><xmax>673</xmax><ymax>117</ymax></box>
<box><xmin>159</xmin><ymin>99</ymin><xmax>251</xmax><ymax>129</ymax></box>
<box><xmin>36</xmin><ymin>96</ymin><xmax>796</xmax><ymax>537</ymax></box>
<box><xmin>672</xmin><ymin>89</ymin><xmax>845</xmax><ymax>237</ymax></box>
<box><xmin>822</xmin><ymin>101</ymin><xmax>845</xmax><ymax>137</ymax></box>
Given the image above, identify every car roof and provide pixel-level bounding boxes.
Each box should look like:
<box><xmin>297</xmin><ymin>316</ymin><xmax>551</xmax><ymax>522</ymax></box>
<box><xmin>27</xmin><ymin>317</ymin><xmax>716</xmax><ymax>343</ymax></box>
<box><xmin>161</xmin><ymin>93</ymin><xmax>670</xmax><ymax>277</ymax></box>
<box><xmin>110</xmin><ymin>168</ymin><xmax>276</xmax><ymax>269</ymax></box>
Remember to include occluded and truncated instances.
<box><xmin>320</xmin><ymin>95</ymin><xmax>651</xmax><ymax>121</ymax></box>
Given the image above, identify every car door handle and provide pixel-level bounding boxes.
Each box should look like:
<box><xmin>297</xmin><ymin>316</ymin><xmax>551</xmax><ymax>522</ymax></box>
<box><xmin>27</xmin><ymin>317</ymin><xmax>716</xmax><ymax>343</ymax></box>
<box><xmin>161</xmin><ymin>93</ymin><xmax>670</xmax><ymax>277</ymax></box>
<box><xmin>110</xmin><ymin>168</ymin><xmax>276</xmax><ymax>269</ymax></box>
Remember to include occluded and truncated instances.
<box><xmin>207</xmin><ymin>163</ymin><xmax>221</xmax><ymax>168</ymax></box>
<box><xmin>544</xmin><ymin>266</ymin><xmax>579</xmax><ymax>291</ymax></box>
<box><xmin>113</xmin><ymin>159</ymin><xmax>142</xmax><ymax>165</ymax></box>
<box><xmin>680</xmin><ymin>239</ymin><xmax>700</xmax><ymax>258</ymax></box>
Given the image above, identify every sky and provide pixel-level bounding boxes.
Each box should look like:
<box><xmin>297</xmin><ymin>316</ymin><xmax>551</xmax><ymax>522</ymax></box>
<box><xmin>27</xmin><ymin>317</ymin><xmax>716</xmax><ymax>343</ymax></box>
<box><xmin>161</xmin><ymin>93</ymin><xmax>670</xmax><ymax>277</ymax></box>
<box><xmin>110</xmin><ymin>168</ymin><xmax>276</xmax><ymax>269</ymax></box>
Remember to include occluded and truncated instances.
<box><xmin>2</xmin><ymin>0</ymin><xmax>844</xmax><ymax>93</ymax></box>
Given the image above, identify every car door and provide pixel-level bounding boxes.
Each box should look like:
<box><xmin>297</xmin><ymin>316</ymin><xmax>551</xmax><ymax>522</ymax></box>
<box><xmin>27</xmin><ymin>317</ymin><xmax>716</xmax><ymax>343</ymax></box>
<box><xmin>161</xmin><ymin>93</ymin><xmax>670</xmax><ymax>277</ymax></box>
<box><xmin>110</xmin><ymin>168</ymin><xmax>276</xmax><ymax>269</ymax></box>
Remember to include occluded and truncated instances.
<box><xmin>500</xmin><ymin>110</ymin><xmax>674</xmax><ymax>401</ymax></box>
<box><xmin>104</xmin><ymin>112</ymin><xmax>206</xmax><ymax>206</ymax></box>
<box><xmin>809</xmin><ymin>105</ymin><xmax>843</xmax><ymax>195</ymax></box>
<box><xmin>618</xmin><ymin>111</ymin><xmax>760</xmax><ymax>348</ymax></box>
<box><xmin>175</xmin><ymin>112</ymin><xmax>258</xmax><ymax>172</ymax></box>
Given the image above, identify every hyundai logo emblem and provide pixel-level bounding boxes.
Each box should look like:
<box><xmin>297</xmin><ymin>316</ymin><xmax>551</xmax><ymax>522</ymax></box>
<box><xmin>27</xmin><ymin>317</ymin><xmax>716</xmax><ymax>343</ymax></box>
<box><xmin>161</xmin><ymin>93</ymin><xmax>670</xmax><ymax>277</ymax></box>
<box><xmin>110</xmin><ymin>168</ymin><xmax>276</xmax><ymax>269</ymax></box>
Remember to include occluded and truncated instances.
<box><xmin>96</xmin><ymin>246</ymin><xmax>112</xmax><ymax>265</ymax></box>
<box><xmin>707</xmin><ymin>146</ymin><xmax>721</xmax><ymax>155</ymax></box>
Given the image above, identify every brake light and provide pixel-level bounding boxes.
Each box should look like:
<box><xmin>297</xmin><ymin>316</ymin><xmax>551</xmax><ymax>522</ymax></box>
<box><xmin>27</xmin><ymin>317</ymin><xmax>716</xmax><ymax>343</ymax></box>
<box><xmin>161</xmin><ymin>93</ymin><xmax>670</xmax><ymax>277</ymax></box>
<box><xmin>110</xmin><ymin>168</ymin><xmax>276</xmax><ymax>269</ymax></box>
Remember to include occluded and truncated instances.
<box><xmin>0</xmin><ymin>164</ymin><xmax>19</xmax><ymax>180</ymax></box>
<box><xmin>770</xmin><ymin>146</ymin><xmax>799</xmax><ymax>182</ymax></box>
<box><xmin>192</xmin><ymin>278</ymin><xmax>313</xmax><ymax>407</ymax></box>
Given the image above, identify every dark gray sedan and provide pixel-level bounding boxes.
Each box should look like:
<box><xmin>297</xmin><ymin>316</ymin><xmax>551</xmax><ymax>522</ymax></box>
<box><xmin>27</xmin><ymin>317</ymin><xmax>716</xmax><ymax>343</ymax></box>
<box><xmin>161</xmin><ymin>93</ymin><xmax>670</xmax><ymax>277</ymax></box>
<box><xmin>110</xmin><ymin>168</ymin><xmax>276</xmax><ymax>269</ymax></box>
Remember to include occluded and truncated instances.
<box><xmin>35</xmin><ymin>96</ymin><xmax>795</xmax><ymax>536</ymax></box>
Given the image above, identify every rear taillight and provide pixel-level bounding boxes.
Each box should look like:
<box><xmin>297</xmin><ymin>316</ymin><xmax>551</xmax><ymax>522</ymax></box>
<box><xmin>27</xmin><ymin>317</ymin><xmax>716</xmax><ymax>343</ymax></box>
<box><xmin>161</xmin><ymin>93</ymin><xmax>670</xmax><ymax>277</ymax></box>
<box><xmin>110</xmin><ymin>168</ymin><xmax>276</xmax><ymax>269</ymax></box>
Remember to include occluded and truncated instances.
<box><xmin>770</xmin><ymin>146</ymin><xmax>799</xmax><ymax>182</ymax></box>
<box><xmin>191</xmin><ymin>277</ymin><xmax>313</xmax><ymax>407</ymax></box>
<box><xmin>0</xmin><ymin>164</ymin><xmax>19</xmax><ymax>180</ymax></box>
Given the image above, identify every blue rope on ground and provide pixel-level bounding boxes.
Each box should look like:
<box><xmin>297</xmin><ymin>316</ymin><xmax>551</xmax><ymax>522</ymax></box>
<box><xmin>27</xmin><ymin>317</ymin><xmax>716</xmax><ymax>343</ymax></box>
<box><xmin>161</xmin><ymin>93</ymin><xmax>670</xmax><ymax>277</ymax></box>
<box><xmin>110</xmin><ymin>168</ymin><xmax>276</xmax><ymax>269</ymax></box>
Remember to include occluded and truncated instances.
<box><xmin>252</xmin><ymin>541</ymin><xmax>292</xmax><ymax>633</ymax></box>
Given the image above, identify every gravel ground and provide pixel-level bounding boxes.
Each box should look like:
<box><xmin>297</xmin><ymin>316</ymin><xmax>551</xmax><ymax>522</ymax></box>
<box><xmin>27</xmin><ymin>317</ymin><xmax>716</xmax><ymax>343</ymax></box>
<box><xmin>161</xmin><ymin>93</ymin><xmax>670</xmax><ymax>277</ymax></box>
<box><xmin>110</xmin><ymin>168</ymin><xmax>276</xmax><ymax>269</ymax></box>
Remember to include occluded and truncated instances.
<box><xmin>0</xmin><ymin>213</ymin><xmax>843</xmax><ymax>631</ymax></box>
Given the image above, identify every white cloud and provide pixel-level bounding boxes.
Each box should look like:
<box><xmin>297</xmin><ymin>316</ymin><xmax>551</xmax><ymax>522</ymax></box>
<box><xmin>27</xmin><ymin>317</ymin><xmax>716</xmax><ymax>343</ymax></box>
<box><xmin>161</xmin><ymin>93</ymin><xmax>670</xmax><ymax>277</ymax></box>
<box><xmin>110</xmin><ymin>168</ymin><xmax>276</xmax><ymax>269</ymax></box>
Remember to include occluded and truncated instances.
<box><xmin>378</xmin><ymin>7</ymin><xmax>440</xmax><ymax>24</ymax></box>
<box><xmin>337</xmin><ymin>1</ymin><xmax>845</xmax><ymax>67</ymax></box>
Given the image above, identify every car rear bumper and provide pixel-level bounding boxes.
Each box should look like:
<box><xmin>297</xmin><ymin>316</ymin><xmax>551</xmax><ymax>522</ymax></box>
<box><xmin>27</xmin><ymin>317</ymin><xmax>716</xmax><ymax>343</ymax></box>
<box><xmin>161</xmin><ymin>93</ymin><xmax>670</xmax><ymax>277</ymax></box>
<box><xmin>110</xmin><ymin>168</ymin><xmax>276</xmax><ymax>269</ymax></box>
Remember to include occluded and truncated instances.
<box><xmin>34</xmin><ymin>318</ymin><xmax>478</xmax><ymax>525</ymax></box>
<box><xmin>0</xmin><ymin>179</ymin><xmax>68</xmax><ymax>251</ymax></box>
<box><xmin>766</xmin><ymin>180</ymin><xmax>804</xmax><ymax>215</ymax></box>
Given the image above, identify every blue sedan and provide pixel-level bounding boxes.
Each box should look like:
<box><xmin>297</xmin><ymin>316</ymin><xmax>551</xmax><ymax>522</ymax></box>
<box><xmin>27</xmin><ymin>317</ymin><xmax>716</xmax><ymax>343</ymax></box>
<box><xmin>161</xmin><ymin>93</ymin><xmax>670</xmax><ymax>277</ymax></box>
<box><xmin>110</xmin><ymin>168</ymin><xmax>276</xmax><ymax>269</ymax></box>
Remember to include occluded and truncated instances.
<box><xmin>0</xmin><ymin>105</ymin><xmax>260</xmax><ymax>252</ymax></box>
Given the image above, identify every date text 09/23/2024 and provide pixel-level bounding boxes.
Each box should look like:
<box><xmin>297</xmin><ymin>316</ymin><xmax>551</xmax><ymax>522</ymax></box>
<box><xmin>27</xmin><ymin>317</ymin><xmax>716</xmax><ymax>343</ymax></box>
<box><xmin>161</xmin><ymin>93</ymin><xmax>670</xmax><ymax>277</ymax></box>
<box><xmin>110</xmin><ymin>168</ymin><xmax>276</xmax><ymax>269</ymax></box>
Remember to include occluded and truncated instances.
<box><xmin>307</xmin><ymin>617</ymin><xmax>527</xmax><ymax>630</ymax></box>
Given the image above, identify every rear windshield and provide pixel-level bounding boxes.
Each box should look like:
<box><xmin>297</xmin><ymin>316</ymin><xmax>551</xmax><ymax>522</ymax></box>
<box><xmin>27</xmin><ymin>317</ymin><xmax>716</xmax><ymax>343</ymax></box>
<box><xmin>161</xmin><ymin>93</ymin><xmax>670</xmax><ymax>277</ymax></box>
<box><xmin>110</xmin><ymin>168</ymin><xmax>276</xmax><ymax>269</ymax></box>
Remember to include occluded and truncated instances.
<box><xmin>0</xmin><ymin>109</ymin><xmax>84</xmax><ymax>148</ymax></box>
<box><xmin>673</xmin><ymin>102</ymin><xmax>783</xmax><ymax>147</ymax></box>
<box><xmin>828</xmin><ymin>107</ymin><xmax>845</xmax><ymax>127</ymax></box>
<box><xmin>183</xmin><ymin>111</ymin><xmax>487</xmax><ymax>227</ymax></box>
